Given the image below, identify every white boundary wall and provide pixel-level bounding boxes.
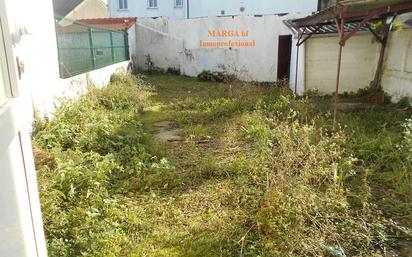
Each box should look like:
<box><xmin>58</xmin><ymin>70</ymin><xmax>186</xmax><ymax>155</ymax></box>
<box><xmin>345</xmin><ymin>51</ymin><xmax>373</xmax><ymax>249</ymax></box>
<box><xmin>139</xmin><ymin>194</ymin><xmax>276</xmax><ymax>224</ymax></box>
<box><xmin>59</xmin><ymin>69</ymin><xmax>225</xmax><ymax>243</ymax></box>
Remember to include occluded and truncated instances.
<box><xmin>134</xmin><ymin>14</ymin><xmax>308</xmax><ymax>94</ymax></box>
<box><xmin>29</xmin><ymin>62</ymin><xmax>130</xmax><ymax>118</ymax></box>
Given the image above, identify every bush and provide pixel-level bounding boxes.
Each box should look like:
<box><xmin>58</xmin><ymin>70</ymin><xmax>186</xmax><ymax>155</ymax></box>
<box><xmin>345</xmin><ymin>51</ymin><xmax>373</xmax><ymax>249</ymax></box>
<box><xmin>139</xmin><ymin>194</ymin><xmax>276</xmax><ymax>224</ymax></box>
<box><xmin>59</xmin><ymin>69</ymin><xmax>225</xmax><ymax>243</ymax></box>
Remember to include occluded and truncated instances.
<box><xmin>35</xmin><ymin>73</ymin><xmax>411</xmax><ymax>256</ymax></box>
<box><xmin>197</xmin><ymin>70</ymin><xmax>236</xmax><ymax>83</ymax></box>
<box><xmin>396</xmin><ymin>97</ymin><xmax>411</xmax><ymax>109</ymax></box>
<box><xmin>34</xmin><ymin>74</ymin><xmax>172</xmax><ymax>256</ymax></box>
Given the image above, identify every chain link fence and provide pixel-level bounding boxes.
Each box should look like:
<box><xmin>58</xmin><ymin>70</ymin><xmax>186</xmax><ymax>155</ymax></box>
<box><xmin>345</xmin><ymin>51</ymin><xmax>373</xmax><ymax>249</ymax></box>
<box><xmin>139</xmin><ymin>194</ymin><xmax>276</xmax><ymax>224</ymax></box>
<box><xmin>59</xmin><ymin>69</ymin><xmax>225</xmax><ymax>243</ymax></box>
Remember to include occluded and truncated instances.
<box><xmin>55</xmin><ymin>17</ymin><xmax>129</xmax><ymax>79</ymax></box>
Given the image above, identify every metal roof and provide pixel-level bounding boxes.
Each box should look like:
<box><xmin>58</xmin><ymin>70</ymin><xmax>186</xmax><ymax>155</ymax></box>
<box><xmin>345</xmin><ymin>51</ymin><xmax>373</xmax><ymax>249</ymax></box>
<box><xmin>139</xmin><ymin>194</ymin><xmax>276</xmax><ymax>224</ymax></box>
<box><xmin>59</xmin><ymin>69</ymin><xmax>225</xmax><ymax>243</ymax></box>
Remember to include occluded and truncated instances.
<box><xmin>284</xmin><ymin>19</ymin><xmax>370</xmax><ymax>35</ymax></box>
<box><xmin>292</xmin><ymin>0</ymin><xmax>412</xmax><ymax>28</ymax></box>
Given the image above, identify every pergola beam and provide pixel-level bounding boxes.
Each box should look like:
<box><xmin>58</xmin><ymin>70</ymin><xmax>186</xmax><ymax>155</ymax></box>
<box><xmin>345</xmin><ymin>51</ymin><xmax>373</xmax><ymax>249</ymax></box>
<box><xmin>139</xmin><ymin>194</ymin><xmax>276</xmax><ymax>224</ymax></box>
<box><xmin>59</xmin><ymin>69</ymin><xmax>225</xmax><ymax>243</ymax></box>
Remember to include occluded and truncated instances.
<box><xmin>372</xmin><ymin>23</ymin><xmax>391</xmax><ymax>90</ymax></box>
<box><xmin>340</xmin><ymin>12</ymin><xmax>375</xmax><ymax>44</ymax></box>
<box><xmin>293</xmin><ymin>1</ymin><xmax>412</xmax><ymax>27</ymax></box>
<box><xmin>296</xmin><ymin>26</ymin><xmax>323</xmax><ymax>46</ymax></box>
<box><xmin>366</xmin><ymin>23</ymin><xmax>384</xmax><ymax>43</ymax></box>
<box><xmin>289</xmin><ymin>0</ymin><xmax>412</xmax><ymax>126</ymax></box>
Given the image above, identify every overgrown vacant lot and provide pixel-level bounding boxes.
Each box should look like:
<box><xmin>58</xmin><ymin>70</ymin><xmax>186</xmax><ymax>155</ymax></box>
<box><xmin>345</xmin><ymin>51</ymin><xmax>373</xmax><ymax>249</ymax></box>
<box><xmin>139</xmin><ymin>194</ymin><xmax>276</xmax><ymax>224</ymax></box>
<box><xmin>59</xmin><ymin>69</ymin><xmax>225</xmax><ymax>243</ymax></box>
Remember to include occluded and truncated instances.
<box><xmin>33</xmin><ymin>74</ymin><xmax>411</xmax><ymax>256</ymax></box>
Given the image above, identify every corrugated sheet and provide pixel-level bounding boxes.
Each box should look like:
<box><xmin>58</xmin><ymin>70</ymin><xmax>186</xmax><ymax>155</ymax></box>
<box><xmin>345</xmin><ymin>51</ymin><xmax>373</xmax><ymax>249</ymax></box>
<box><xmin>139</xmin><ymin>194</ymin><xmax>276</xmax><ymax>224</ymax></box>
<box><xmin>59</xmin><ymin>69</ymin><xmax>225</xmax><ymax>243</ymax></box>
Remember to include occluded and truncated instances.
<box><xmin>292</xmin><ymin>0</ymin><xmax>412</xmax><ymax>27</ymax></box>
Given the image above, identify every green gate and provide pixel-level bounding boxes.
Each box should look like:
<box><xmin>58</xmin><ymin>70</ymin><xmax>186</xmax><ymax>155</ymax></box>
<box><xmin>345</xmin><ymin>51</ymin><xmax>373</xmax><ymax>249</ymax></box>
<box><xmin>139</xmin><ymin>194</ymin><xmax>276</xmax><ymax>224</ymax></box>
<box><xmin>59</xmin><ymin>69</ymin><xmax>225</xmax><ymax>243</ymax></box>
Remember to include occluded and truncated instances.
<box><xmin>55</xmin><ymin>18</ymin><xmax>129</xmax><ymax>79</ymax></box>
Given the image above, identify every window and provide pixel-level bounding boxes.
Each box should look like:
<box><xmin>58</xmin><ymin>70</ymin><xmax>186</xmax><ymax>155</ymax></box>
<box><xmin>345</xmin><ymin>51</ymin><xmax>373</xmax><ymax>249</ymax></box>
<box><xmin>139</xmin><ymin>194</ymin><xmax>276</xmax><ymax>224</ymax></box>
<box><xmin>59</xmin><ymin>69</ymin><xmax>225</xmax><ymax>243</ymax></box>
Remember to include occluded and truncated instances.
<box><xmin>118</xmin><ymin>0</ymin><xmax>128</xmax><ymax>10</ymax></box>
<box><xmin>148</xmin><ymin>0</ymin><xmax>158</xmax><ymax>8</ymax></box>
<box><xmin>175</xmin><ymin>0</ymin><xmax>183</xmax><ymax>7</ymax></box>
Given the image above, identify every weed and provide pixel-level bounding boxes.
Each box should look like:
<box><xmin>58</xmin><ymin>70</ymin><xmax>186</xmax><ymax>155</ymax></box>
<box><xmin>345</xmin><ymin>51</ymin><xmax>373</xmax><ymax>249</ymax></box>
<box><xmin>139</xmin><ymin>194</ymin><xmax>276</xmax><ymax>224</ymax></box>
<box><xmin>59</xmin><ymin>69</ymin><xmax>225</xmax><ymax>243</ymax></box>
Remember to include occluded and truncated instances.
<box><xmin>34</xmin><ymin>73</ymin><xmax>412</xmax><ymax>256</ymax></box>
<box><xmin>396</xmin><ymin>97</ymin><xmax>411</xmax><ymax>109</ymax></box>
<box><xmin>34</xmin><ymin>74</ymin><xmax>174</xmax><ymax>256</ymax></box>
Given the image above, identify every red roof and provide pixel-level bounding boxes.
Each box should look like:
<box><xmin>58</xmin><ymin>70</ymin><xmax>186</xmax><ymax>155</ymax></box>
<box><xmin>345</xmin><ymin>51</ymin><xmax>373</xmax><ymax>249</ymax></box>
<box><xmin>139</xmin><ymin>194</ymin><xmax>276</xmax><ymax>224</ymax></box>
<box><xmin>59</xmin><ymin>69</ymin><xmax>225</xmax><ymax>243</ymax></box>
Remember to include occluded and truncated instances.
<box><xmin>79</xmin><ymin>17</ymin><xmax>137</xmax><ymax>31</ymax></box>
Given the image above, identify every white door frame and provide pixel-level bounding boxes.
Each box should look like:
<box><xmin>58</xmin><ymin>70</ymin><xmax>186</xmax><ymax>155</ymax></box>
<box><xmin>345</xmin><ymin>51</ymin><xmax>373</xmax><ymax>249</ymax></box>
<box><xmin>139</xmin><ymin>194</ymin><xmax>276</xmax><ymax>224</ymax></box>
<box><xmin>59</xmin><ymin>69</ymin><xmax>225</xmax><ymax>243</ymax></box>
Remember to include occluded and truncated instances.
<box><xmin>0</xmin><ymin>0</ymin><xmax>47</xmax><ymax>256</ymax></box>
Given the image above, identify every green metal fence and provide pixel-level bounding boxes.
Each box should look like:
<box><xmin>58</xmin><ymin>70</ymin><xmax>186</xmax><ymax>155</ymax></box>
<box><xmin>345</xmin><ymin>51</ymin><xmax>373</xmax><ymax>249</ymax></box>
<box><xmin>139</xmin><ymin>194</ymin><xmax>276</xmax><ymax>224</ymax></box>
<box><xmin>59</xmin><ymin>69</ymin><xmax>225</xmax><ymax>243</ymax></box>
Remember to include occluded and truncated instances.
<box><xmin>55</xmin><ymin>18</ymin><xmax>129</xmax><ymax>79</ymax></box>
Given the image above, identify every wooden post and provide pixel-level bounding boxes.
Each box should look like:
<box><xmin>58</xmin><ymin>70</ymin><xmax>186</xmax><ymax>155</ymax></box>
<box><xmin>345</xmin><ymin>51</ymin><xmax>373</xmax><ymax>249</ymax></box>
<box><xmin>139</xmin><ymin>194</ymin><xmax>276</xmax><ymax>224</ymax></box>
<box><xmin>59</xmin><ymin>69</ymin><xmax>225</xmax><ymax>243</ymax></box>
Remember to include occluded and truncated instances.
<box><xmin>372</xmin><ymin>23</ymin><xmax>390</xmax><ymax>91</ymax></box>
<box><xmin>333</xmin><ymin>18</ymin><xmax>345</xmax><ymax>129</ymax></box>
<box><xmin>333</xmin><ymin>44</ymin><xmax>343</xmax><ymax>129</ymax></box>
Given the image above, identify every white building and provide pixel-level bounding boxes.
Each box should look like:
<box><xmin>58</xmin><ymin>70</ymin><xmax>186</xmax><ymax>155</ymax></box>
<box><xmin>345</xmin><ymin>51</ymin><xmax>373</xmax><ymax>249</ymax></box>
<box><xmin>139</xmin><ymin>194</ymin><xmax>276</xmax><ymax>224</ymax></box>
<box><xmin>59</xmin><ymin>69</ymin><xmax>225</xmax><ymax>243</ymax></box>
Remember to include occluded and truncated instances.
<box><xmin>108</xmin><ymin>0</ymin><xmax>319</xmax><ymax>19</ymax></box>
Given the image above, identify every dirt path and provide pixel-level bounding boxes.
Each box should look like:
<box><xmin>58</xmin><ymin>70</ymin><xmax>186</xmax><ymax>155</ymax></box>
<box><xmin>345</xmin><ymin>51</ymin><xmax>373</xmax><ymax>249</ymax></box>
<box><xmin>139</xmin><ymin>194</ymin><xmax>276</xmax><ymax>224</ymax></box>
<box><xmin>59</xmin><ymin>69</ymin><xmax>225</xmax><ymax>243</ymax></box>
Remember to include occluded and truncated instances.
<box><xmin>153</xmin><ymin>120</ymin><xmax>184</xmax><ymax>142</ymax></box>
<box><xmin>134</xmin><ymin>75</ymin><xmax>254</xmax><ymax>257</ymax></box>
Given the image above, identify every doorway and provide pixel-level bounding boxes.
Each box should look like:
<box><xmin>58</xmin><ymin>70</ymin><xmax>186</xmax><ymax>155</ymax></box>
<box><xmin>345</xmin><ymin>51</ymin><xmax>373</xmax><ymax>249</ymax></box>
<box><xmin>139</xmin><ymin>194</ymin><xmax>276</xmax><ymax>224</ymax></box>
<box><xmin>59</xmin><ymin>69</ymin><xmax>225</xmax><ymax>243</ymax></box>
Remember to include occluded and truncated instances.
<box><xmin>277</xmin><ymin>35</ymin><xmax>292</xmax><ymax>81</ymax></box>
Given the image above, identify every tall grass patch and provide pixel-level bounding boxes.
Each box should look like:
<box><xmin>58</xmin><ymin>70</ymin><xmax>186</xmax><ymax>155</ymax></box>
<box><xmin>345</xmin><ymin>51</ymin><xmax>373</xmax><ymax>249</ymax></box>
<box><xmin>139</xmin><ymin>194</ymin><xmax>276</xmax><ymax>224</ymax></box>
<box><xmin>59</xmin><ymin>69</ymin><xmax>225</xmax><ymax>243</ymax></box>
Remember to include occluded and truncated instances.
<box><xmin>34</xmin><ymin>74</ymin><xmax>175</xmax><ymax>256</ymax></box>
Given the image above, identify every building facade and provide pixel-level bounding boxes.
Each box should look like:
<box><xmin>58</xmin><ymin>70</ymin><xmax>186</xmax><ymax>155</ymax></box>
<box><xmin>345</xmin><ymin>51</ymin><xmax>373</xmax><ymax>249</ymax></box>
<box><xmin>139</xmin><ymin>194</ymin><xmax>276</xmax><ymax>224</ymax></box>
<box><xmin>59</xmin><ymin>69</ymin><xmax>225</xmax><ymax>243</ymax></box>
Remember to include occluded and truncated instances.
<box><xmin>108</xmin><ymin>0</ymin><xmax>318</xmax><ymax>19</ymax></box>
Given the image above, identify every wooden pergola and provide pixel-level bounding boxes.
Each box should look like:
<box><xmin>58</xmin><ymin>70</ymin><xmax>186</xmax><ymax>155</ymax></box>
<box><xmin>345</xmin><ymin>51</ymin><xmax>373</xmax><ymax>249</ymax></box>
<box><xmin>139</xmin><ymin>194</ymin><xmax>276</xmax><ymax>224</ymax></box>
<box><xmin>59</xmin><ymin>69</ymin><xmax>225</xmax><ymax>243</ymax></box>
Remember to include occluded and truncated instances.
<box><xmin>289</xmin><ymin>0</ymin><xmax>412</xmax><ymax>127</ymax></box>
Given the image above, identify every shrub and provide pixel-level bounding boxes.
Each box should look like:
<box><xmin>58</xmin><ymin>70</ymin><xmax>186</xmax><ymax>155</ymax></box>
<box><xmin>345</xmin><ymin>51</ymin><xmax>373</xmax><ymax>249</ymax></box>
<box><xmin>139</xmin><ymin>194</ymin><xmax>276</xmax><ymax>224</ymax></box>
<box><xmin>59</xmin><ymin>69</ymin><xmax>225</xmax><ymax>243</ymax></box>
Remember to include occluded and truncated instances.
<box><xmin>197</xmin><ymin>70</ymin><xmax>236</xmax><ymax>83</ymax></box>
<box><xmin>34</xmin><ymin>74</ymin><xmax>172</xmax><ymax>256</ymax></box>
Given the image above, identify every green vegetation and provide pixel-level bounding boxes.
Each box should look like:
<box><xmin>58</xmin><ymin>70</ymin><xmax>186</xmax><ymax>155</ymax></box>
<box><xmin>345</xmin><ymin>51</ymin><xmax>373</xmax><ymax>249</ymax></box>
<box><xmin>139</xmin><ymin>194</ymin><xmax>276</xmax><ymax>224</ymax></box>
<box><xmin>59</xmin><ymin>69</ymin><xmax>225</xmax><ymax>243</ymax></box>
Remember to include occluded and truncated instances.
<box><xmin>34</xmin><ymin>73</ymin><xmax>411</xmax><ymax>256</ymax></box>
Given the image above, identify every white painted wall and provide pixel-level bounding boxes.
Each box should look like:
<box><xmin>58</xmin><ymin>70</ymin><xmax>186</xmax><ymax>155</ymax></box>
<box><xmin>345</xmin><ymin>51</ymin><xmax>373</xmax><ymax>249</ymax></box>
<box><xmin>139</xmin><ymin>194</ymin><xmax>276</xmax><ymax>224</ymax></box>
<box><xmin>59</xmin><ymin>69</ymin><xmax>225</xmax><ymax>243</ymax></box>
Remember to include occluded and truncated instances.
<box><xmin>136</xmin><ymin>23</ymin><xmax>183</xmax><ymax>72</ymax></box>
<box><xmin>128</xmin><ymin>24</ymin><xmax>138</xmax><ymax>65</ymax></box>
<box><xmin>108</xmin><ymin>0</ymin><xmax>318</xmax><ymax>19</ymax></box>
<box><xmin>290</xmin><ymin>38</ymin><xmax>306</xmax><ymax>95</ymax></box>
<box><xmin>29</xmin><ymin>61</ymin><xmax>130</xmax><ymax>118</ymax></box>
<box><xmin>135</xmin><ymin>14</ymin><xmax>308</xmax><ymax>85</ymax></box>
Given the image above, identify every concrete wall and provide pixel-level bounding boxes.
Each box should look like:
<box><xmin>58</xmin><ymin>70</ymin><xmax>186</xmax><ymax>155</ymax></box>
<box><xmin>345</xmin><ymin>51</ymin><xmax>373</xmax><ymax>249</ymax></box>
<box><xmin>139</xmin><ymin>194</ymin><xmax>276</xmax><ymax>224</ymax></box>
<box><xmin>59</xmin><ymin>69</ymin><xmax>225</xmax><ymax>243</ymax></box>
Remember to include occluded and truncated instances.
<box><xmin>305</xmin><ymin>28</ymin><xmax>412</xmax><ymax>101</ymax></box>
<box><xmin>128</xmin><ymin>24</ymin><xmax>138</xmax><ymax>65</ymax></box>
<box><xmin>66</xmin><ymin>0</ymin><xmax>108</xmax><ymax>20</ymax></box>
<box><xmin>31</xmin><ymin>62</ymin><xmax>130</xmax><ymax>118</ymax></box>
<box><xmin>109</xmin><ymin>0</ymin><xmax>317</xmax><ymax>19</ymax></box>
<box><xmin>135</xmin><ymin>14</ymin><xmax>307</xmax><ymax>86</ymax></box>
<box><xmin>382</xmin><ymin>28</ymin><xmax>412</xmax><ymax>101</ymax></box>
<box><xmin>136</xmin><ymin>23</ymin><xmax>183</xmax><ymax>72</ymax></box>
<box><xmin>305</xmin><ymin>33</ymin><xmax>380</xmax><ymax>94</ymax></box>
